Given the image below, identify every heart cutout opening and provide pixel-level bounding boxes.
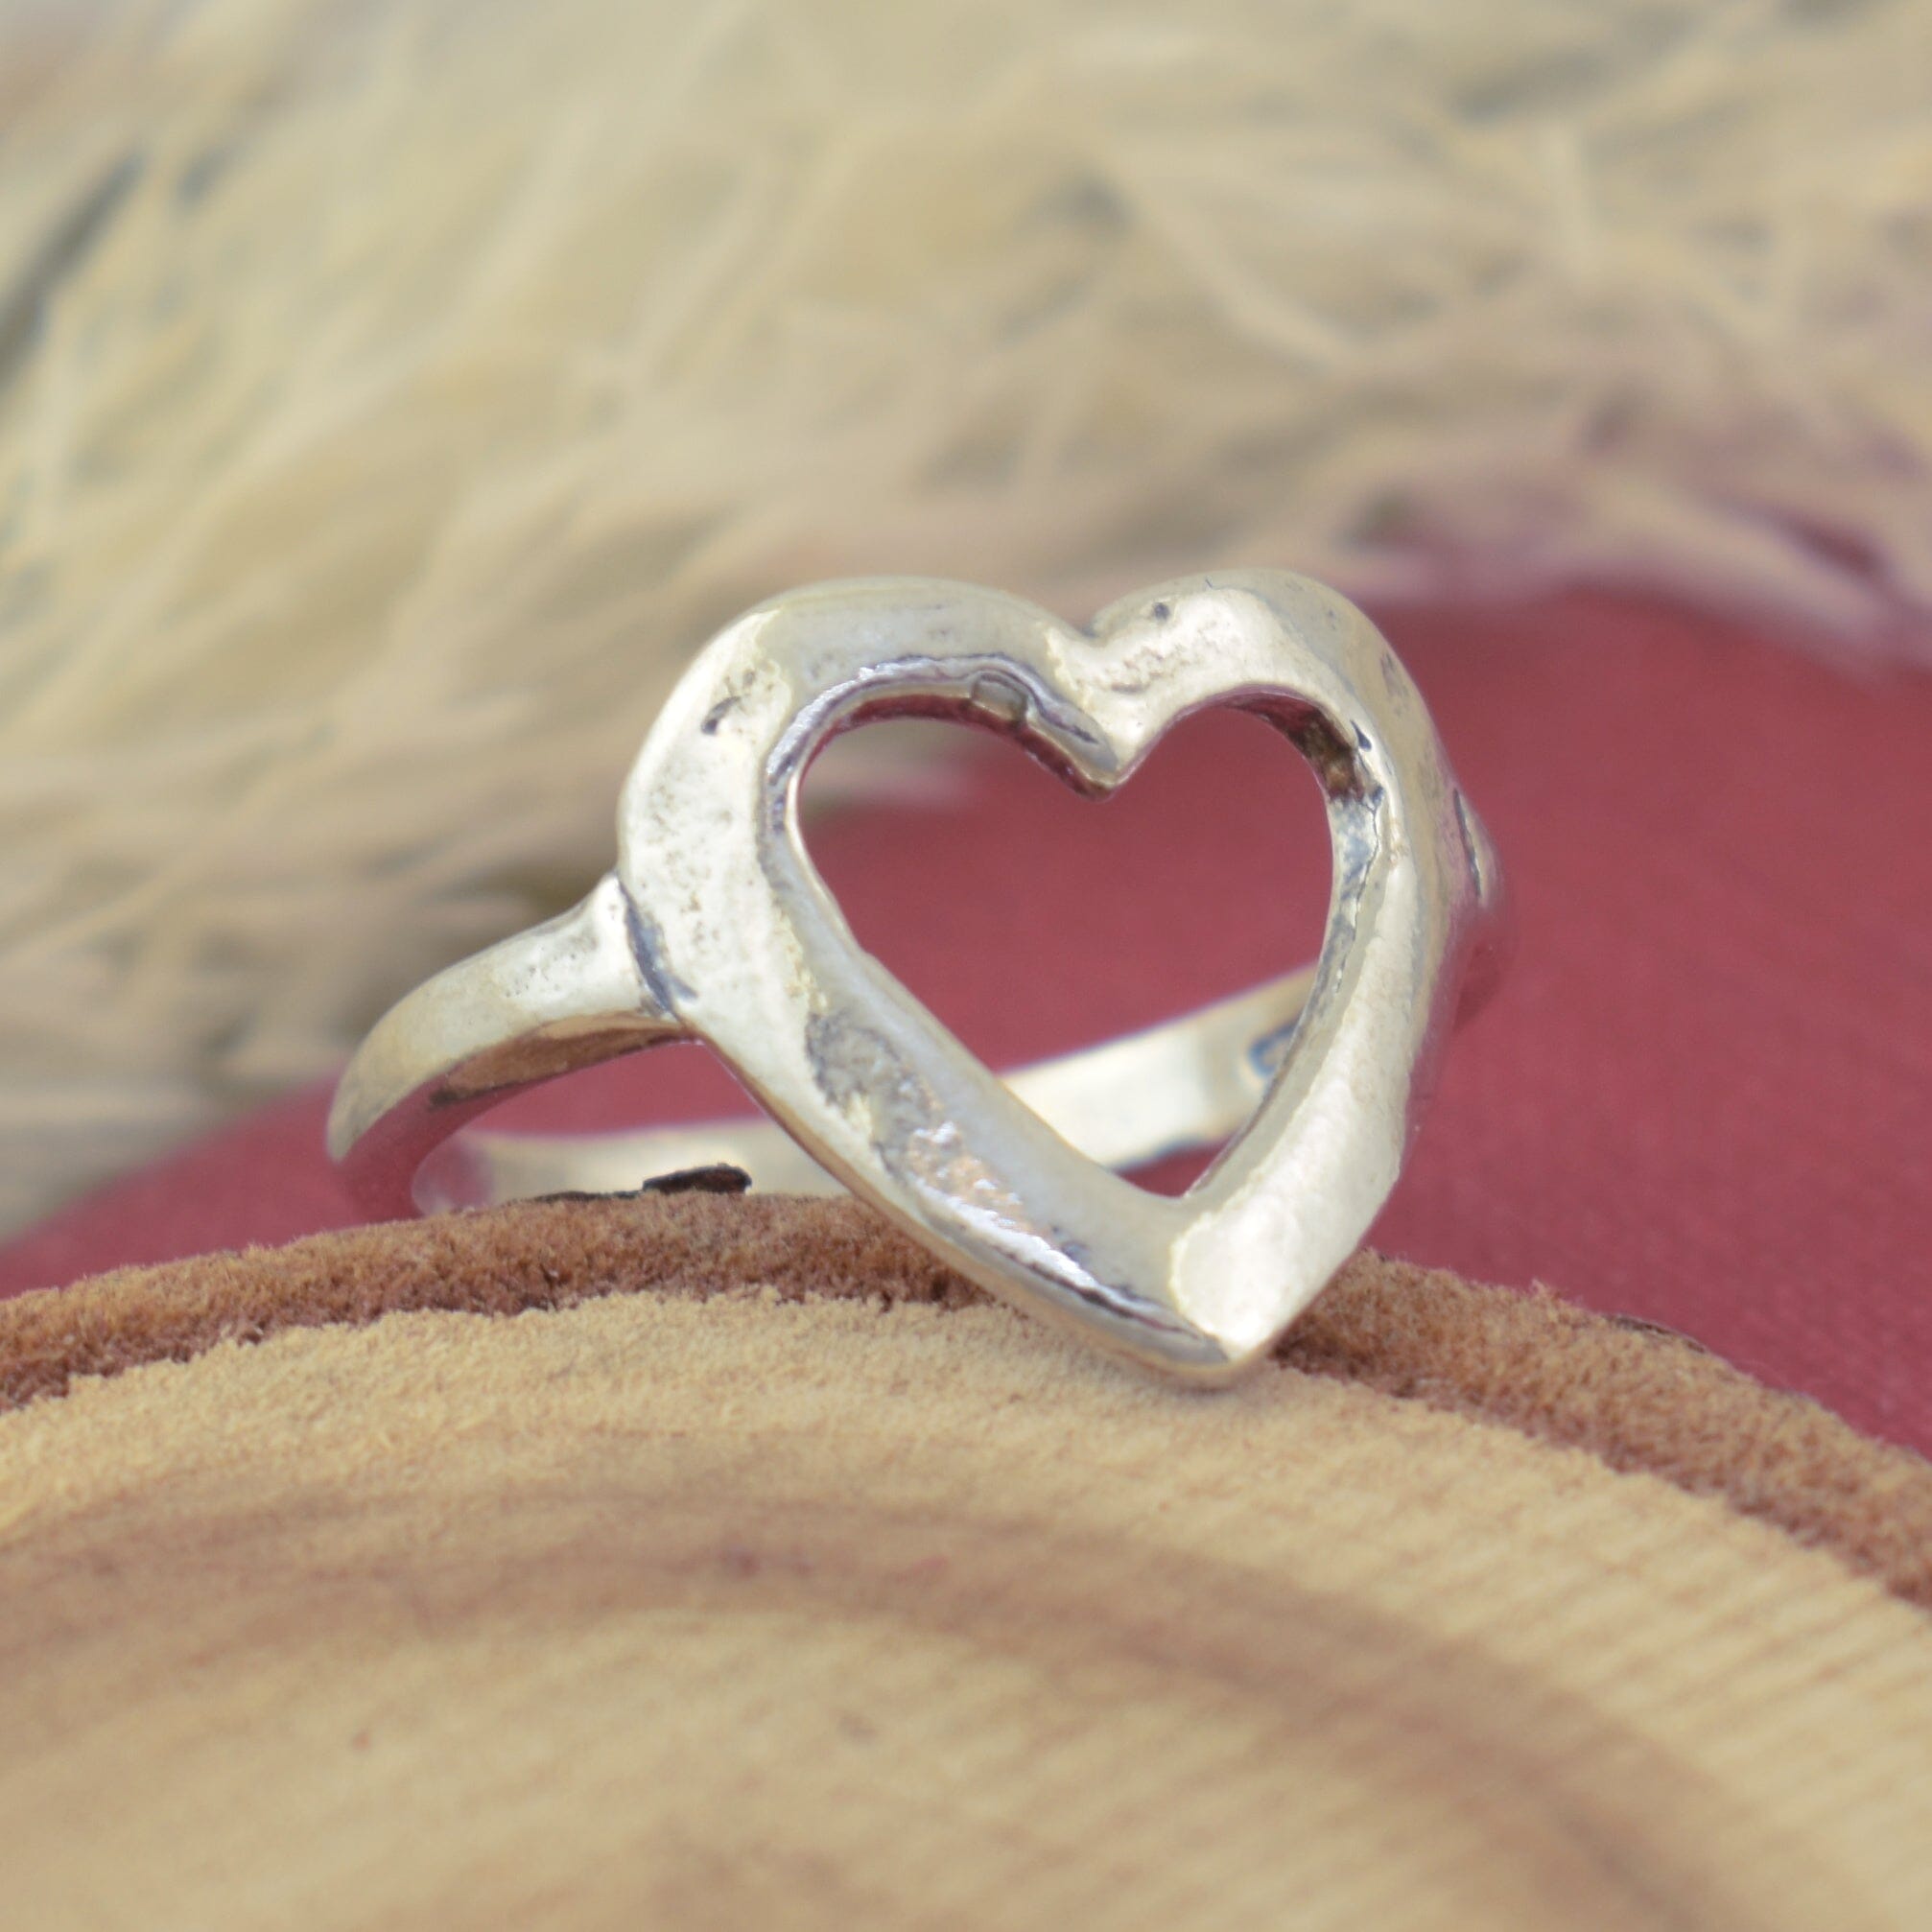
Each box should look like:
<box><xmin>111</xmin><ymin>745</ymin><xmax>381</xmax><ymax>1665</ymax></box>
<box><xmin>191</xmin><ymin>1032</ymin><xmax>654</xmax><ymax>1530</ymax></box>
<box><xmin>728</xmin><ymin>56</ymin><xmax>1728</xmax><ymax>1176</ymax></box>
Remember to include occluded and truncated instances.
<box><xmin>803</xmin><ymin>704</ymin><xmax>1333</xmax><ymax>1194</ymax></box>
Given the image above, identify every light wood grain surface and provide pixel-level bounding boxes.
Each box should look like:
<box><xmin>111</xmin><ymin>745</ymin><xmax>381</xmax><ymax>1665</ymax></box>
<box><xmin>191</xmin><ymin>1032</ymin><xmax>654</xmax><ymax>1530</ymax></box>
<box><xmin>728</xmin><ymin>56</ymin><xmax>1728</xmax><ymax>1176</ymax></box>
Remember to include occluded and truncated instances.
<box><xmin>2</xmin><ymin>1282</ymin><xmax>1929</xmax><ymax>1930</ymax></box>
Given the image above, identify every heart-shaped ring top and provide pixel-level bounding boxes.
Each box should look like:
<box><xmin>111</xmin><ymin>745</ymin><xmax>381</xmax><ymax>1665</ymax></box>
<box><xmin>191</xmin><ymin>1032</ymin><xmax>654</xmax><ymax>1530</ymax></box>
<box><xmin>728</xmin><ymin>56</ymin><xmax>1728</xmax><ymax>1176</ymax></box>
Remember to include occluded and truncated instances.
<box><xmin>618</xmin><ymin>571</ymin><xmax>1507</xmax><ymax>1381</ymax></box>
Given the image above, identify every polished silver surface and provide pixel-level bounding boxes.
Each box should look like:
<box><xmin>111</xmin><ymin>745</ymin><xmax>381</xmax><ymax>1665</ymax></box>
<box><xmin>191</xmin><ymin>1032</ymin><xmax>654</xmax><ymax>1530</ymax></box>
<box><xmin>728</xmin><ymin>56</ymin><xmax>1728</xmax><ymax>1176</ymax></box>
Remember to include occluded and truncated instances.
<box><xmin>330</xmin><ymin>571</ymin><xmax>1509</xmax><ymax>1381</ymax></box>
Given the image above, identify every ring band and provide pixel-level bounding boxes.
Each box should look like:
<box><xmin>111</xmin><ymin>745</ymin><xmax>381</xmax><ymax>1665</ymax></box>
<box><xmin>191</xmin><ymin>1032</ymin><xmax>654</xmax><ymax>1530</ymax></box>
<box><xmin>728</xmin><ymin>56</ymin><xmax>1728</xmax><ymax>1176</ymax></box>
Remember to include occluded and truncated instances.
<box><xmin>330</xmin><ymin>571</ymin><xmax>1510</xmax><ymax>1381</ymax></box>
<box><xmin>330</xmin><ymin>894</ymin><xmax>1317</xmax><ymax>1216</ymax></box>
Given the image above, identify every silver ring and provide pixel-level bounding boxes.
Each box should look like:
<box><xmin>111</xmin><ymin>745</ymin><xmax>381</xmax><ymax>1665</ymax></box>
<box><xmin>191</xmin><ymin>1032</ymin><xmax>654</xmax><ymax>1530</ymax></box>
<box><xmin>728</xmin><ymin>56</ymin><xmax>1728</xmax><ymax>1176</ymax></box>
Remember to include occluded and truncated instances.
<box><xmin>329</xmin><ymin>571</ymin><xmax>1510</xmax><ymax>1381</ymax></box>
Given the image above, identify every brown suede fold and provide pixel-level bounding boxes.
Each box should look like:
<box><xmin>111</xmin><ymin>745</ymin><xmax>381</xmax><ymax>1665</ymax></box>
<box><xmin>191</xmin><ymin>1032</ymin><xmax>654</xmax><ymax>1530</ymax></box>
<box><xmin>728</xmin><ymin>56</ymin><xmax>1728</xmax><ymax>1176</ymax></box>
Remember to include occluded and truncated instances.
<box><xmin>3</xmin><ymin>1190</ymin><xmax>1928</xmax><ymax>1610</ymax></box>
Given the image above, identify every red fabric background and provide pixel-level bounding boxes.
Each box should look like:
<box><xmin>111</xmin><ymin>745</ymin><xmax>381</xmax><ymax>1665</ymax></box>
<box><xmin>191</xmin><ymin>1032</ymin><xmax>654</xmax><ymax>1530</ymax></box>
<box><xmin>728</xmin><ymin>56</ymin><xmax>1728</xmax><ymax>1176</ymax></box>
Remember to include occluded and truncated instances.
<box><xmin>5</xmin><ymin>592</ymin><xmax>1928</xmax><ymax>1450</ymax></box>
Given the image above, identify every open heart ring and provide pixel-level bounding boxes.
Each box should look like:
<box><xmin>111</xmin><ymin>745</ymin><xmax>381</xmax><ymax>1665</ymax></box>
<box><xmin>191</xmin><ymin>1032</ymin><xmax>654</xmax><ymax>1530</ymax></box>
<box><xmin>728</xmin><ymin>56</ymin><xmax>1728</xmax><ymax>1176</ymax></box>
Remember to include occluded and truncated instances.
<box><xmin>329</xmin><ymin>572</ymin><xmax>1511</xmax><ymax>1381</ymax></box>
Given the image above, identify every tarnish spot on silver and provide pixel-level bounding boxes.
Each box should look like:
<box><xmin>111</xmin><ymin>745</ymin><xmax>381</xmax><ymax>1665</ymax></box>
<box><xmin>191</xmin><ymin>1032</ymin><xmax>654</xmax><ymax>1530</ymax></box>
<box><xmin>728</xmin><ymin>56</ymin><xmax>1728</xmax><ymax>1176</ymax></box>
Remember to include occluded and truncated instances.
<box><xmin>1247</xmin><ymin>1020</ymin><xmax>1301</xmax><ymax>1083</ymax></box>
<box><xmin>968</xmin><ymin>671</ymin><xmax>1030</xmax><ymax>725</ymax></box>
<box><xmin>804</xmin><ymin>1009</ymin><xmax>1144</xmax><ymax>1317</ymax></box>
<box><xmin>805</xmin><ymin>1011</ymin><xmax>925</xmax><ymax>1127</ymax></box>
<box><xmin>1455</xmin><ymin>789</ymin><xmax>1494</xmax><ymax>903</ymax></box>
<box><xmin>624</xmin><ymin>895</ymin><xmax>698</xmax><ymax>1016</ymax></box>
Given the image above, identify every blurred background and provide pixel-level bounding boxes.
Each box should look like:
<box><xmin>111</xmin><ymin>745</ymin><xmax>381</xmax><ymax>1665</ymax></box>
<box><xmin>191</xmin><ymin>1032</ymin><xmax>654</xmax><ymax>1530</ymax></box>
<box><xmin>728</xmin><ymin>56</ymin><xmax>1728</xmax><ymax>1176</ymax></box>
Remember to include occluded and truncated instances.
<box><xmin>1</xmin><ymin>1</ymin><xmax>1928</xmax><ymax>1436</ymax></box>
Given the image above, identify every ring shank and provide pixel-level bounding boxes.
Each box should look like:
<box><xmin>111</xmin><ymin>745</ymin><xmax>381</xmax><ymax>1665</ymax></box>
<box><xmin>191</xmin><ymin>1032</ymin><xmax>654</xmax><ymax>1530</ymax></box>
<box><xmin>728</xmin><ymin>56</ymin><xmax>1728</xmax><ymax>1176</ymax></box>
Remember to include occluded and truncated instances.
<box><xmin>439</xmin><ymin>968</ymin><xmax>1316</xmax><ymax>1211</ymax></box>
<box><xmin>328</xmin><ymin>871</ymin><xmax>1320</xmax><ymax>1220</ymax></box>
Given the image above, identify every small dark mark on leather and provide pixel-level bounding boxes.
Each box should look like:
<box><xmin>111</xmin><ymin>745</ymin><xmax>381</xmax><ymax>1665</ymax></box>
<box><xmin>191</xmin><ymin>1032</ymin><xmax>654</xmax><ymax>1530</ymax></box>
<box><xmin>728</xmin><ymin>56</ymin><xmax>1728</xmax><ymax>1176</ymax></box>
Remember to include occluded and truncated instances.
<box><xmin>641</xmin><ymin>1164</ymin><xmax>754</xmax><ymax>1196</ymax></box>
